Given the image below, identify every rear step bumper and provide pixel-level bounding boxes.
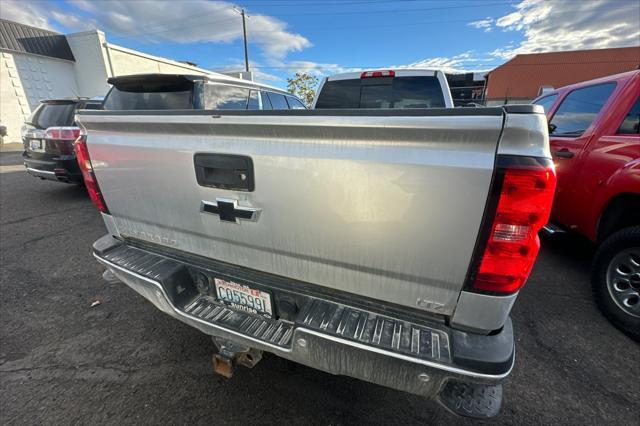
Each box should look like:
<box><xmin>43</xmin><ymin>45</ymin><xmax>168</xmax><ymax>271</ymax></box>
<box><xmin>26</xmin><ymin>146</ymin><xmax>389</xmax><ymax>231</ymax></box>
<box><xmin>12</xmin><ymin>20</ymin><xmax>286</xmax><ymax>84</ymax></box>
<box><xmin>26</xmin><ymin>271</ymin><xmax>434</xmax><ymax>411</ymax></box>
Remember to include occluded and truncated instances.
<box><xmin>93</xmin><ymin>234</ymin><xmax>514</xmax><ymax>417</ymax></box>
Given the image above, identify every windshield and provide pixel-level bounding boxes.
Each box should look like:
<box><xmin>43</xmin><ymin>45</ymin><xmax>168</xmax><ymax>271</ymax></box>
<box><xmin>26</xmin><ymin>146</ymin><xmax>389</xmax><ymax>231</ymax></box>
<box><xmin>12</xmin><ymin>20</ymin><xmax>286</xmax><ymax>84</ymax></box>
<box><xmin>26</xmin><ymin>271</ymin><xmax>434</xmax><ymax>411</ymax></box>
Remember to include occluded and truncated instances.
<box><xmin>315</xmin><ymin>76</ymin><xmax>446</xmax><ymax>109</ymax></box>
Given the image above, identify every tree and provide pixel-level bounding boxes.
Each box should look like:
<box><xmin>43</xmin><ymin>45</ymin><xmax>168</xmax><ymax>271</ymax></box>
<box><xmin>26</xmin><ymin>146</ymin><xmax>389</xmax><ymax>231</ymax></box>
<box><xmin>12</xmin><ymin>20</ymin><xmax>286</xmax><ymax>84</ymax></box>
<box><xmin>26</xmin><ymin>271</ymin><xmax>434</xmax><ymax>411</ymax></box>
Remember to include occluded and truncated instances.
<box><xmin>287</xmin><ymin>72</ymin><xmax>319</xmax><ymax>107</ymax></box>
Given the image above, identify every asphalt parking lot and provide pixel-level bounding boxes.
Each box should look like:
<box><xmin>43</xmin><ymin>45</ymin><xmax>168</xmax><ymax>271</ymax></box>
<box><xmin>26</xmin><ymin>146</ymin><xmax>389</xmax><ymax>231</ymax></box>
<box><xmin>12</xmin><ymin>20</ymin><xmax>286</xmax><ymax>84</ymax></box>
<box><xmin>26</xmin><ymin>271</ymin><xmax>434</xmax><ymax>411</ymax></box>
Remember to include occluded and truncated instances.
<box><xmin>0</xmin><ymin>151</ymin><xmax>638</xmax><ymax>425</ymax></box>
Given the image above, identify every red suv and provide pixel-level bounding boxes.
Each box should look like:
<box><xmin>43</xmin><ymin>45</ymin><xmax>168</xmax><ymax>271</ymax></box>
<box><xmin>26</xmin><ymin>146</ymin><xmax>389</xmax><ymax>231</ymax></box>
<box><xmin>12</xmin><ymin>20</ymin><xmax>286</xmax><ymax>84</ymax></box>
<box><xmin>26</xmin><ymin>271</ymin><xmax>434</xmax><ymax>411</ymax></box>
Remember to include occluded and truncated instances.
<box><xmin>533</xmin><ymin>70</ymin><xmax>639</xmax><ymax>340</ymax></box>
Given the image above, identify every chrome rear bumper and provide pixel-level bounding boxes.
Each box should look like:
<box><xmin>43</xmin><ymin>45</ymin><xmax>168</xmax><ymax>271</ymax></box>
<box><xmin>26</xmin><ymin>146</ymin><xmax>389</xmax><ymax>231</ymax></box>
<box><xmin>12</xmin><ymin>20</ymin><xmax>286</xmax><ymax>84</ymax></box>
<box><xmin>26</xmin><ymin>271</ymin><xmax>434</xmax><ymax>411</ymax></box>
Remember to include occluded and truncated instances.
<box><xmin>93</xmin><ymin>234</ymin><xmax>514</xmax><ymax>404</ymax></box>
<box><xmin>25</xmin><ymin>167</ymin><xmax>57</xmax><ymax>180</ymax></box>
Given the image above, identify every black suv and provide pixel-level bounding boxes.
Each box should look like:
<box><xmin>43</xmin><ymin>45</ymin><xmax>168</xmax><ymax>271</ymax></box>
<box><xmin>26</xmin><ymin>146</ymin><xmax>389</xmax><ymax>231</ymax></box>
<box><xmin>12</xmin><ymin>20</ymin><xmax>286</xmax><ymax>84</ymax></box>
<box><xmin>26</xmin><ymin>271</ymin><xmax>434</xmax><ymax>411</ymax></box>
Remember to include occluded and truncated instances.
<box><xmin>22</xmin><ymin>98</ymin><xmax>102</xmax><ymax>184</ymax></box>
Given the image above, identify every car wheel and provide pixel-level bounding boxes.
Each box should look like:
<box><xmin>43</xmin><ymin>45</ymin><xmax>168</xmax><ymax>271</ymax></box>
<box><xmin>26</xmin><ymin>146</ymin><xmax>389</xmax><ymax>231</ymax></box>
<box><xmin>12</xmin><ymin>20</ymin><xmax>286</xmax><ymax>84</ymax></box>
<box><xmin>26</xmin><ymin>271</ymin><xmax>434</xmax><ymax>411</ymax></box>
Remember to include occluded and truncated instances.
<box><xmin>591</xmin><ymin>226</ymin><xmax>640</xmax><ymax>341</ymax></box>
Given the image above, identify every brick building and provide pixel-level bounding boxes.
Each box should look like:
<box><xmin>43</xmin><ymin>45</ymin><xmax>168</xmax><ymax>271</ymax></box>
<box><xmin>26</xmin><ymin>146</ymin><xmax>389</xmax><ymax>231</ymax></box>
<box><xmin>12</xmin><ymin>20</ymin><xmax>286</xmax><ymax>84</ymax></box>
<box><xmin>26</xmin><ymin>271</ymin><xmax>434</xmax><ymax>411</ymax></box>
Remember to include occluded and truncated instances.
<box><xmin>484</xmin><ymin>47</ymin><xmax>640</xmax><ymax>105</ymax></box>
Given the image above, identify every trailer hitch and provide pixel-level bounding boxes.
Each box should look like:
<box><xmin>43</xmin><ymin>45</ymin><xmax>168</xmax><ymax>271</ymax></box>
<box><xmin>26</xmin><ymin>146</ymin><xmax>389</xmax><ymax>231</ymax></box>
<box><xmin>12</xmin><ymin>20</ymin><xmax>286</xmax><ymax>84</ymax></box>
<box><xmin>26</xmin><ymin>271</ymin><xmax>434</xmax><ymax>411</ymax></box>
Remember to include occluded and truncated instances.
<box><xmin>211</xmin><ymin>337</ymin><xmax>262</xmax><ymax>378</ymax></box>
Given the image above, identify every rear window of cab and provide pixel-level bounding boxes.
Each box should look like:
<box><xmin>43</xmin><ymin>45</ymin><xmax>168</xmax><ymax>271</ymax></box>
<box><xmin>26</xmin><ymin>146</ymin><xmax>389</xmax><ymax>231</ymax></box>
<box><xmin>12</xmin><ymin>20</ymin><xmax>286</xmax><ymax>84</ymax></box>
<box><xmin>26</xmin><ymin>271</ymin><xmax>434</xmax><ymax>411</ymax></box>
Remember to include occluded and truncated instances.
<box><xmin>315</xmin><ymin>76</ymin><xmax>446</xmax><ymax>109</ymax></box>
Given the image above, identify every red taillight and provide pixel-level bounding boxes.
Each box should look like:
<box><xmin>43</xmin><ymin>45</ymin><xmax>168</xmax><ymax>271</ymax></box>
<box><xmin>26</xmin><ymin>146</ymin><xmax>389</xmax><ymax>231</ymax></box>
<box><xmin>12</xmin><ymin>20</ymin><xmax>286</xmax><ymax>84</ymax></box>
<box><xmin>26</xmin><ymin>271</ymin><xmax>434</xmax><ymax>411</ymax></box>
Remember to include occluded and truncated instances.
<box><xmin>361</xmin><ymin>70</ymin><xmax>395</xmax><ymax>78</ymax></box>
<box><xmin>74</xmin><ymin>134</ymin><xmax>109</xmax><ymax>213</ymax></box>
<box><xmin>44</xmin><ymin>127</ymin><xmax>80</xmax><ymax>155</ymax></box>
<box><xmin>45</xmin><ymin>127</ymin><xmax>80</xmax><ymax>140</ymax></box>
<box><xmin>469</xmin><ymin>157</ymin><xmax>556</xmax><ymax>294</ymax></box>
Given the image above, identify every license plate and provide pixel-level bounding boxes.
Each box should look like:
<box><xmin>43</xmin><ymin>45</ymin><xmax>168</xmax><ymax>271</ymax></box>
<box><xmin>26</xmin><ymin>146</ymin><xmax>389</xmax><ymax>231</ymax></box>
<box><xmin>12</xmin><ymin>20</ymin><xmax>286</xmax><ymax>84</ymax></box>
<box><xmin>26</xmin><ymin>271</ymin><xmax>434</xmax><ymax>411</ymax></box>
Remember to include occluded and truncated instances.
<box><xmin>214</xmin><ymin>278</ymin><xmax>273</xmax><ymax>318</ymax></box>
<box><xmin>29</xmin><ymin>139</ymin><xmax>43</xmax><ymax>151</ymax></box>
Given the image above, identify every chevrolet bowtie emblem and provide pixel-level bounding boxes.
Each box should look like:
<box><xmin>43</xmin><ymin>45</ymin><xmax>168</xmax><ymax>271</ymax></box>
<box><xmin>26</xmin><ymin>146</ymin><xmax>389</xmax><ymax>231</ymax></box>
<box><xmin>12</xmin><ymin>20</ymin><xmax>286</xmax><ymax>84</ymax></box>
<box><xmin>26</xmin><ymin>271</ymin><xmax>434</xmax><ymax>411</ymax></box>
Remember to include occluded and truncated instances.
<box><xmin>200</xmin><ymin>198</ymin><xmax>261</xmax><ymax>223</ymax></box>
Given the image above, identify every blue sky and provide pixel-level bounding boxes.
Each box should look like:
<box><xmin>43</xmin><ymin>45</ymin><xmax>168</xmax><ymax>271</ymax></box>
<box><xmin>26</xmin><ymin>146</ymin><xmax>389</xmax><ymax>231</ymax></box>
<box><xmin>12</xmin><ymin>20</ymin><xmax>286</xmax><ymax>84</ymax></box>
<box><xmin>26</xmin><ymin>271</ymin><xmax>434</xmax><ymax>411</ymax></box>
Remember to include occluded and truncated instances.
<box><xmin>3</xmin><ymin>0</ymin><xmax>640</xmax><ymax>88</ymax></box>
<box><xmin>103</xmin><ymin>1</ymin><xmax>519</xmax><ymax>71</ymax></box>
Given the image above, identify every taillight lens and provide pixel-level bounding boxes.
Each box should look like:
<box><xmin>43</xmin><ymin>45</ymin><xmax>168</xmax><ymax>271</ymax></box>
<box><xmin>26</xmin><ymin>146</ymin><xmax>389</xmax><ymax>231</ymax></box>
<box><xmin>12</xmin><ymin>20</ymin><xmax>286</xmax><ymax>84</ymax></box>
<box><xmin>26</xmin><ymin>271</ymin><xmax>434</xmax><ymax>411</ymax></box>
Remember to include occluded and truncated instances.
<box><xmin>45</xmin><ymin>127</ymin><xmax>80</xmax><ymax>140</ymax></box>
<box><xmin>45</xmin><ymin>126</ymin><xmax>81</xmax><ymax>155</ymax></box>
<box><xmin>468</xmin><ymin>156</ymin><xmax>556</xmax><ymax>294</ymax></box>
<box><xmin>361</xmin><ymin>70</ymin><xmax>395</xmax><ymax>78</ymax></box>
<box><xmin>74</xmin><ymin>133</ymin><xmax>109</xmax><ymax>213</ymax></box>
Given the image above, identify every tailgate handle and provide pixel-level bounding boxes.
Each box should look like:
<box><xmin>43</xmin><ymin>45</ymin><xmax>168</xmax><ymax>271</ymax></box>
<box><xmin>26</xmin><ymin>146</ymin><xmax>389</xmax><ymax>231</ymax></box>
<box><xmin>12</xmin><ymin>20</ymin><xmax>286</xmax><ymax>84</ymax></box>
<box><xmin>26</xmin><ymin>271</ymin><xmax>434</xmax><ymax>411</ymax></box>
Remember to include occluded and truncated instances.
<box><xmin>194</xmin><ymin>154</ymin><xmax>255</xmax><ymax>191</ymax></box>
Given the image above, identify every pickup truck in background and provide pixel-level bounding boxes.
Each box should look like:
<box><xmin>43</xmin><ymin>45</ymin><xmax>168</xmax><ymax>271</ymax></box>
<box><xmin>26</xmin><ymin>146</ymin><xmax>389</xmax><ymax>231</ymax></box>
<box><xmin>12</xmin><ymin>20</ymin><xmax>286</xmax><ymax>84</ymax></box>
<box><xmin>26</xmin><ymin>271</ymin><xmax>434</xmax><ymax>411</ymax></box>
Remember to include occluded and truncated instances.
<box><xmin>312</xmin><ymin>69</ymin><xmax>454</xmax><ymax>109</ymax></box>
<box><xmin>533</xmin><ymin>70</ymin><xmax>640</xmax><ymax>340</ymax></box>
<box><xmin>76</xmin><ymin>74</ymin><xmax>556</xmax><ymax>418</ymax></box>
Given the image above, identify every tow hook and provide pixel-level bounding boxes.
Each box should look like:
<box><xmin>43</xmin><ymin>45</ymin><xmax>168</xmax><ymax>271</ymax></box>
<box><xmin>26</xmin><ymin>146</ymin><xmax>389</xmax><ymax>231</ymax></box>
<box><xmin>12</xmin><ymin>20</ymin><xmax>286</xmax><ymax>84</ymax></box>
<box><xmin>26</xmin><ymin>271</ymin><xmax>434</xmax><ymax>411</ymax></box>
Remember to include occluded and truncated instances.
<box><xmin>211</xmin><ymin>337</ymin><xmax>262</xmax><ymax>378</ymax></box>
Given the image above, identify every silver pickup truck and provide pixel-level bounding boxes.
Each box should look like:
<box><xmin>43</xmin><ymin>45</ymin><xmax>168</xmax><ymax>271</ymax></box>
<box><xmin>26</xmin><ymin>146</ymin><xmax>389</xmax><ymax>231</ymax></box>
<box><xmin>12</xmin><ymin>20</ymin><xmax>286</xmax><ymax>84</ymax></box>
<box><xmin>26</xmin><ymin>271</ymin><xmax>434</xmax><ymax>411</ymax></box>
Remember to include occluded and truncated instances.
<box><xmin>76</xmin><ymin>74</ymin><xmax>556</xmax><ymax>418</ymax></box>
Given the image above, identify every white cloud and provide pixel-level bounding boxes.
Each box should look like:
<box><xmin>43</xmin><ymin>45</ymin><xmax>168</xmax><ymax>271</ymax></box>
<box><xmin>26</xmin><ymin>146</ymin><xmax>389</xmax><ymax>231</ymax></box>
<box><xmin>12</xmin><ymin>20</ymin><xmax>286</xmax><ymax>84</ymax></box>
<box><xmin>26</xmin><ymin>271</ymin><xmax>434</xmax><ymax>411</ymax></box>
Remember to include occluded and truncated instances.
<box><xmin>266</xmin><ymin>54</ymin><xmax>491</xmax><ymax>81</ymax></box>
<box><xmin>395</xmin><ymin>51</ymin><xmax>492</xmax><ymax>74</ymax></box>
<box><xmin>0</xmin><ymin>0</ymin><xmax>57</xmax><ymax>30</ymax></box>
<box><xmin>1</xmin><ymin>0</ymin><xmax>311</xmax><ymax>61</ymax></box>
<box><xmin>49</xmin><ymin>10</ymin><xmax>98</xmax><ymax>31</ymax></box>
<box><xmin>495</xmin><ymin>12</ymin><xmax>524</xmax><ymax>29</ymax></box>
<box><xmin>399</xmin><ymin>0</ymin><xmax>640</xmax><ymax>74</ymax></box>
<box><xmin>490</xmin><ymin>0</ymin><xmax>640</xmax><ymax>58</ymax></box>
<box><xmin>468</xmin><ymin>18</ymin><xmax>494</xmax><ymax>32</ymax></box>
<box><xmin>280</xmin><ymin>61</ymin><xmax>360</xmax><ymax>76</ymax></box>
<box><xmin>248</xmin><ymin>15</ymin><xmax>311</xmax><ymax>59</ymax></box>
<box><xmin>67</xmin><ymin>0</ymin><xmax>99</xmax><ymax>13</ymax></box>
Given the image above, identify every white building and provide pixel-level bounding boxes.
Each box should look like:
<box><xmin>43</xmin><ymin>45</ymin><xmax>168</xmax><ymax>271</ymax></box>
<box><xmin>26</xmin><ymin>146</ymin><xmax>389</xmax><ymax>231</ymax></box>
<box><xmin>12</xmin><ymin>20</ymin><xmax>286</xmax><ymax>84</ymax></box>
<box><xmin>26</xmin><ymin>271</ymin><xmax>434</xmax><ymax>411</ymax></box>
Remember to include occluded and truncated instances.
<box><xmin>1</xmin><ymin>19</ymin><xmax>218</xmax><ymax>144</ymax></box>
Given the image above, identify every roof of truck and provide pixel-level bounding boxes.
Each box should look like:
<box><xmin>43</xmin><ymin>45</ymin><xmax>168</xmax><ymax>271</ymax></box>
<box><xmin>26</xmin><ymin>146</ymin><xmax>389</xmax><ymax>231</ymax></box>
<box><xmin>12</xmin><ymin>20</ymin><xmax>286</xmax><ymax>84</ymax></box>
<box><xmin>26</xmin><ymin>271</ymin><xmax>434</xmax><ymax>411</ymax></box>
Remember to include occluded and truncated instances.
<box><xmin>325</xmin><ymin>68</ymin><xmax>442</xmax><ymax>81</ymax></box>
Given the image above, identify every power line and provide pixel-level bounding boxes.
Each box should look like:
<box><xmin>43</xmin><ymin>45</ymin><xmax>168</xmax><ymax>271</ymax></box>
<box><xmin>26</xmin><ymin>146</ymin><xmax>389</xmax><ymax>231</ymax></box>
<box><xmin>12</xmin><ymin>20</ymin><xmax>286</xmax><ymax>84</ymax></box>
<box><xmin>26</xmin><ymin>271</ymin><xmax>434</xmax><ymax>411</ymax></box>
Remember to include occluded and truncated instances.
<box><xmin>217</xmin><ymin>59</ymin><xmax>639</xmax><ymax>71</ymax></box>
<box><xmin>109</xmin><ymin>5</ymin><xmax>616</xmax><ymax>40</ymax></box>
<box><xmin>240</xmin><ymin>0</ymin><xmax>504</xmax><ymax>6</ymax></box>
<box><xmin>107</xmin><ymin>0</ymin><xmax>510</xmax><ymax>39</ymax></box>
<box><xmin>110</xmin><ymin>14</ymin><xmax>484</xmax><ymax>39</ymax></box>
<box><xmin>101</xmin><ymin>0</ymin><xmax>504</xmax><ymax>35</ymax></box>
<box><xmin>240</xmin><ymin>0</ymin><xmax>419</xmax><ymax>6</ymax></box>
<box><xmin>248</xmin><ymin>16</ymin><xmax>488</xmax><ymax>33</ymax></box>
<box><xmin>273</xmin><ymin>2</ymin><xmax>511</xmax><ymax>16</ymax></box>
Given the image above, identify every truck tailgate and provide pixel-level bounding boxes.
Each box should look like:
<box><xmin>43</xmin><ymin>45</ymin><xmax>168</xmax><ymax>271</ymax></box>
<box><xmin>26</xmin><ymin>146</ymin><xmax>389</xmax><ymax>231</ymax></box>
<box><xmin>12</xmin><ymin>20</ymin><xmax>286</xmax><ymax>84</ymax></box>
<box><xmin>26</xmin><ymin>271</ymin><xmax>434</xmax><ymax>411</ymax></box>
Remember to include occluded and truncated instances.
<box><xmin>78</xmin><ymin>110</ymin><xmax>504</xmax><ymax>316</ymax></box>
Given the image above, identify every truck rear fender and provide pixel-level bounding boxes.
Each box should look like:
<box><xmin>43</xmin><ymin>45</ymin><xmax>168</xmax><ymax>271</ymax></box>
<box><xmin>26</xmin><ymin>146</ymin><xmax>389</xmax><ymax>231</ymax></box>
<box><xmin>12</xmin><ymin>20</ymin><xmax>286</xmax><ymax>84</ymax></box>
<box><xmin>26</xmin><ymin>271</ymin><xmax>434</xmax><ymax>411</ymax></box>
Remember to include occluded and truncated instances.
<box><xmin>452</xmin><ymin>105</ymin><xmax>553</xmax><ymax>333</ymax></box>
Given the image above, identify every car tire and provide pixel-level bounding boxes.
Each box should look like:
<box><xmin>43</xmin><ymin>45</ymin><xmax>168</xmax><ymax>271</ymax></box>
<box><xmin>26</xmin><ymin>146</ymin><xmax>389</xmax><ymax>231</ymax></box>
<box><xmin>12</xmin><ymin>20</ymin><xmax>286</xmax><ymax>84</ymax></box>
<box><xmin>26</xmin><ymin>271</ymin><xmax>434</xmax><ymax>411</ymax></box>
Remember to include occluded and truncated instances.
<box><xmin>591</xmin><ymin>226</ymin><xmax>640</xmax><ymax>341</ymax></box>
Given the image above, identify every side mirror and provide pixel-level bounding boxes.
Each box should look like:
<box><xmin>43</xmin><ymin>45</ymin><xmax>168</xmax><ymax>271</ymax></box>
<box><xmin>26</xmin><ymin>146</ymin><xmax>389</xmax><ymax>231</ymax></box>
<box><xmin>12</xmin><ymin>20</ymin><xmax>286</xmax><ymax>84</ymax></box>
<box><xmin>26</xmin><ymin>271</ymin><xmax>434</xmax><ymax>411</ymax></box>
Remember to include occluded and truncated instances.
<box><xmin>548</xmin><ymin>123</ymin><xmax>557</xmax><ymax>135</ymax></box>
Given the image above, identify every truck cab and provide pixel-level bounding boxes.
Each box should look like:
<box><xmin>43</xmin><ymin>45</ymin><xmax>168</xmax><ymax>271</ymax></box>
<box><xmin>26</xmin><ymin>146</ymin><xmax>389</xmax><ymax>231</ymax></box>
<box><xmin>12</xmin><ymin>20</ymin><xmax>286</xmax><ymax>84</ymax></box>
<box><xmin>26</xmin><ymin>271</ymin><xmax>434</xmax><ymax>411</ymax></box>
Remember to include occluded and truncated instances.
<box><xmin>533</xmin><ymin>70</ymin><xmax>640</xmax><ymax>340</ymax></box>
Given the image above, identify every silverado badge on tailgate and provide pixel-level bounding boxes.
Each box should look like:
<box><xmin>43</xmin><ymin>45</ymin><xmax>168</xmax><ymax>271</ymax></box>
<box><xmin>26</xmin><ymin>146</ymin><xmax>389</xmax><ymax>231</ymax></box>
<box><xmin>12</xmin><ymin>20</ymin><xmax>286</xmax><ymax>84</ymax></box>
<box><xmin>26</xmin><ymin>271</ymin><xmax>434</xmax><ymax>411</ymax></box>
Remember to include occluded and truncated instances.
<box><xmin>200</xmin><ymin>198</ymin><xmax>261</xmax><ymax>223</ymax></box>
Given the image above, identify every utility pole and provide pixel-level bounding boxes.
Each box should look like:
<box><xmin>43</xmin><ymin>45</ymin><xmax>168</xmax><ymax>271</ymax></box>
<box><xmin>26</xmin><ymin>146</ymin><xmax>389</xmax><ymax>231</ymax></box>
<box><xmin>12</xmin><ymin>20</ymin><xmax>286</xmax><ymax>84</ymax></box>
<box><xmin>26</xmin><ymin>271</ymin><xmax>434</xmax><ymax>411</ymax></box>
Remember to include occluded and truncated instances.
<box><xmin>234</xmin><ymin>7</ymin><xmax>250</xmax><ymax>72</ymax></box>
